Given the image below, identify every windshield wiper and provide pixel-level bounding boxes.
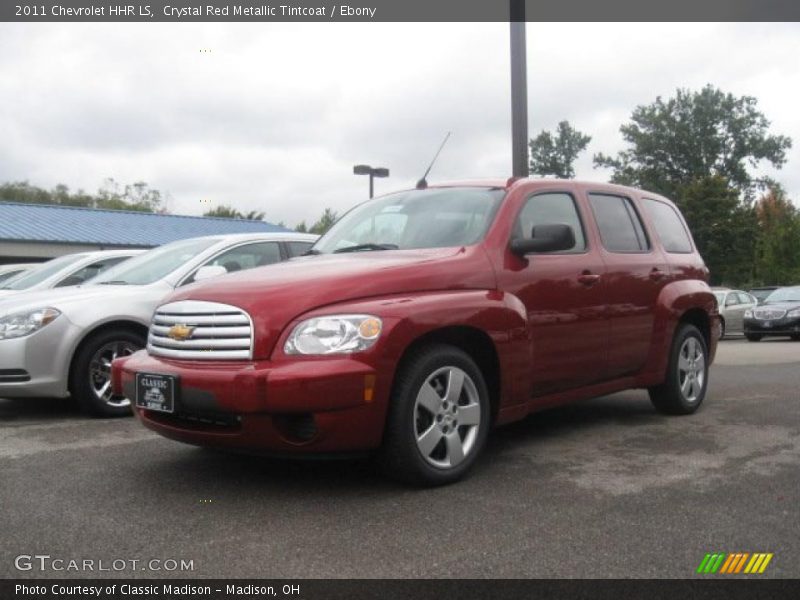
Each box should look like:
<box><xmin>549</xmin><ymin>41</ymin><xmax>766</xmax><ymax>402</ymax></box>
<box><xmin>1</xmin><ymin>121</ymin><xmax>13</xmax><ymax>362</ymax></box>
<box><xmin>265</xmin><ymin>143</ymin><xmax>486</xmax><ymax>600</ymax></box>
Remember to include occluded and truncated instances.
<box><xmin>98</xmin><ymin>280</ymin><xmax>129</xmax><ymax>285</ymax></box>
<box><xmin>333</xmin><ymin>243</ymin><xmax>399</xmax><ymax>254</ymax></box>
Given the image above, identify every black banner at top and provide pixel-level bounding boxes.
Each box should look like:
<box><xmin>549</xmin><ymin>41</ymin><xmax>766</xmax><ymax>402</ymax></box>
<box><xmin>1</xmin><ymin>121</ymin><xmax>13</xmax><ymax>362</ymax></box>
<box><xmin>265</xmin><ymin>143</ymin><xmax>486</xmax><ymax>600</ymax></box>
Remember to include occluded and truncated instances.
<box><xmin>3</xmin><ymin>0</ymin><xmax>800</xmax><ymax>22</ymax></box>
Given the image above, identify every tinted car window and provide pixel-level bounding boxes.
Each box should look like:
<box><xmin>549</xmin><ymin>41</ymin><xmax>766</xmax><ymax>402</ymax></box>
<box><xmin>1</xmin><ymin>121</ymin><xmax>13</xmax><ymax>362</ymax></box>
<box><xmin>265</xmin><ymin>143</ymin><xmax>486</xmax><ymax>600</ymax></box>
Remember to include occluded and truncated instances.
<box><xmin>642</xmin><ymin>198</ymin><xmax>693</xmax><ymax>253</ymax></box>
<box><xmin>514</xmin><ymin>192</ymin><xmax>586</xmax><ymax>252</ymax></box>
<box><xmin>287</xmin><ymin>242</ymin><xmax>314</xmax><ymax>257</ymax></box>
<box><xmin>588</xmin><ymin>194</ymin><xmax>649</xmax><ymax>253</ymax></box>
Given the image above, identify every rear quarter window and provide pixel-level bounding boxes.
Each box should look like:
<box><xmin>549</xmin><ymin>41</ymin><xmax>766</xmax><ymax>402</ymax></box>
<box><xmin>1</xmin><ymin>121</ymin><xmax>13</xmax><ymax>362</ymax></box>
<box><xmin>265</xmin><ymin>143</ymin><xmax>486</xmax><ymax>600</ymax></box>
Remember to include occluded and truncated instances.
<box><xmin>642</xmin><ymin>198</ymin><xmax>694</xmax><ymax>253</ymax></box>
<box><xmin>588</xmin><ymin>193</ymin><xmax>650</xmax><ymax>253</ymax></box>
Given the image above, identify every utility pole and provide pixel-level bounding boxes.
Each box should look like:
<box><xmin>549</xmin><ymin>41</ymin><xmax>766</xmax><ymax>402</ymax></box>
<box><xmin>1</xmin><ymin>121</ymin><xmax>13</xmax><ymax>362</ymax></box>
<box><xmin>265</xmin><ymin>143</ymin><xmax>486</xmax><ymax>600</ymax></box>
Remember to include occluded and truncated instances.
<box><xmin>510</xmin><ymin>0</ymin><xmax>529</xmax><ymax>178</ymax></box>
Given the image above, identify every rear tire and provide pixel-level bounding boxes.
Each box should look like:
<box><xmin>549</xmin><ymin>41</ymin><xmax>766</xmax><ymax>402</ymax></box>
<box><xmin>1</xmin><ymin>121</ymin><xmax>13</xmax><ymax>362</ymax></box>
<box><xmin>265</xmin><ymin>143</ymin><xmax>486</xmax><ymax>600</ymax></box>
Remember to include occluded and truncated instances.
<box><xmin>380</xmin><ymin>344</ymin><xmax>490</xmax><ymax>486</ymax></box>
<box><xmin>649</xmin><ymin>324</ymin><xmax>708</xmax><ymax>415</ymax></box>
<box><xmin>718</xmin><ymin>318</ymin><xmax>726</xmax><ymax>340</ymax></box>
<box><xmin>791</xmin><ymin>334</ymin><xmax>800</xmax><ymax>341</ymax></box>
<box><xmin>745</xmin><ymin>333</ymin><xmax>762</xmax><ymax>342</ymax></box>
<box><xmin>71</xmin><ymin>328</ymin><xmax>145</xmax><ymax>417</ymax></box>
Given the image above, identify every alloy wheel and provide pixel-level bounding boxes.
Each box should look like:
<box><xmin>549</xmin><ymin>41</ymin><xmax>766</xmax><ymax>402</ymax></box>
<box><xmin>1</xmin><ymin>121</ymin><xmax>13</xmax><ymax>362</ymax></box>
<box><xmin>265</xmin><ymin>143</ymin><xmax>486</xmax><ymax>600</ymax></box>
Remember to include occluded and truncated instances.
<box><xmin>413</xmin><ymin>366</ymin><xmax>482</xmax><ymax>469</ymax></box>
<box><xmin>677</xmin><ymin>337</ymin><xmax>705</xmax><ymax>403</ymax></box>
<box><xmin>89</xmin><ymin>341</ymin><xmax>139</xmax><ymax>407</ymax></box>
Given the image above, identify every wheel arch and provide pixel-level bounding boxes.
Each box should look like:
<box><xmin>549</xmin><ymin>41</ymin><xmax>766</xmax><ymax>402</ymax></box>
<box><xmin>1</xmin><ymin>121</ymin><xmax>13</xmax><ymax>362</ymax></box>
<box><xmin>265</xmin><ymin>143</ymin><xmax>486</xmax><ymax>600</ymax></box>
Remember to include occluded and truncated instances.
<box><xmin>392</xmin><ymin>325</ymin><xmax>502</xmax><ymax>424</ymax></box>
<box><xmin>67</xmin><ymin>320</ymin><xmax>149</xmax><ymax>393</ymax></box>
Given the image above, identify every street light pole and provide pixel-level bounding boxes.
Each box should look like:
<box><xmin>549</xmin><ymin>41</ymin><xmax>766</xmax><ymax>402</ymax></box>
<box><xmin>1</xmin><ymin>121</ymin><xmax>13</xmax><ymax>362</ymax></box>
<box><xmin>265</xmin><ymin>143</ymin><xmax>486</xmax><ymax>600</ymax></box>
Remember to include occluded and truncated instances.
<box><xmin>510</xmin><ymin>0</ymin><xmax>529</xmax><ymax>178</ymax></box>
<box><xmin>353</xmin><ymin>165</ymin><xmax>390</xmax><ymax>198</ymax></box>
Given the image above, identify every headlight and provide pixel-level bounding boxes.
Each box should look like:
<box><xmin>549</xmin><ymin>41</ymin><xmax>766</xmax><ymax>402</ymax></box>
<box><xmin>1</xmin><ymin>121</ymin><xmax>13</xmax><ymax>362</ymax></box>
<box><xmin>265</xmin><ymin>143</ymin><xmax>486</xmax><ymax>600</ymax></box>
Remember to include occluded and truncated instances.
<box><xmin>787</xmin><ymin>308</ymin><xmax>800</xmax><ymax>318</ymax></box>
<box><xmin>0</xmin><ymin>307</ymin><xmax>61</xmax><ymax>340</ymax></box>
<box><xmin>744</xmin><ymin>309</ymin><xmax>753</xmax><ymax>319</ymax></box>
<box><xmin>284</xmin><ymin>314</ymin><xmax>382</xmax><ymax>355</ymax></box>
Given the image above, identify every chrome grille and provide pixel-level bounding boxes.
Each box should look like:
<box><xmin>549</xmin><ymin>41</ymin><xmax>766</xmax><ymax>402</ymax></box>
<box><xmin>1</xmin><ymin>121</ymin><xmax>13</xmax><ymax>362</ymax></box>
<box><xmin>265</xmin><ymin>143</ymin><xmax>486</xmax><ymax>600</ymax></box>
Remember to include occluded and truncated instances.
<box><xmin>753</xmin><ymin>308</ymin><xmax>786</xmax><ymax>320</ymax></box>
<box><xmin>148</xmin><ymin>300</ymin><xmax>253</xmax><ymax>360</ymax></box>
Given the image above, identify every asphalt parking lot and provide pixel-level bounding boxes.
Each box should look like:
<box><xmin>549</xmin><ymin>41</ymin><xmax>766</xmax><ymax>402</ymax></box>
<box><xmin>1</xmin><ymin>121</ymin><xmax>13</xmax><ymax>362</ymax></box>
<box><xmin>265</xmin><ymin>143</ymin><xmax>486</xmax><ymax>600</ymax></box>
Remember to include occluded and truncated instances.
<box><xmin>1</xmin><ymin>338</ymin><xmax>798</xmax><ymax>579</ymax></box>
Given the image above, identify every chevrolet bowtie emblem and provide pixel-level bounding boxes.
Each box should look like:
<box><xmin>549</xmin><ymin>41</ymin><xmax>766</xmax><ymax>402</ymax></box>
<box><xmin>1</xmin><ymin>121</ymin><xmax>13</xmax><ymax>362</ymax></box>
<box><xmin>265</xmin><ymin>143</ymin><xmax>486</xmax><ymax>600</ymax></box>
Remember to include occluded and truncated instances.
<box><xmin>167</xmin><ymin>324</ymin><xmax>196</xmax><ymax>341</ymax></box>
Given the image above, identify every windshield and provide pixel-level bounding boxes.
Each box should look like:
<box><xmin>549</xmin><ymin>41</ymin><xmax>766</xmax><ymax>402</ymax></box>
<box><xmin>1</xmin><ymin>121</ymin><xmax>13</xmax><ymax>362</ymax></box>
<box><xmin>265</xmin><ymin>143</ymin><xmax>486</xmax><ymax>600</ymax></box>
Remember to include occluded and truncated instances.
<box><xmin>764</xmin><ymin>287</ymin><xmax>800</xmax><ymax>304</ymax></box>
<box><xmin>312</xmin><ymin>187</ymin><xmax>506</xmax><ymax>254</ymax></box>
<box><xmin>92</xmin><ymin>238</ymin><xmax>220</xmax><ymax>285</ymax></box>
<box><xmin>0</xmin><ymin>254</ymin><xmax>86</xmax><ymax>290</ymax></box>
<box><xmin>713</xmin><ymin>292</ymin><xmax>726</xmax><ymax>305</ymax></box>
<box><xmin>0</xmin><ymin>269</ymin><xmax>26</xmax><ymax>285</ymax></box>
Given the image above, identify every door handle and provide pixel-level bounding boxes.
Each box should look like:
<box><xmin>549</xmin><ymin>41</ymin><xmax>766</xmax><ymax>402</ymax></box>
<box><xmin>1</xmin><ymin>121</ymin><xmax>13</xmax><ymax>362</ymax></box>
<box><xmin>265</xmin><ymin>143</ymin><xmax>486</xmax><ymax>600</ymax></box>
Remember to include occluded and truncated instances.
<box><xmin>577</xmin><ymin>272</ymin><xmax>600</xmax><ymax>285</ymax></box>
<box><xmin>649</xmin><ymin>268</ymin><xmax>666</xmax><ymax>281</ymax></box>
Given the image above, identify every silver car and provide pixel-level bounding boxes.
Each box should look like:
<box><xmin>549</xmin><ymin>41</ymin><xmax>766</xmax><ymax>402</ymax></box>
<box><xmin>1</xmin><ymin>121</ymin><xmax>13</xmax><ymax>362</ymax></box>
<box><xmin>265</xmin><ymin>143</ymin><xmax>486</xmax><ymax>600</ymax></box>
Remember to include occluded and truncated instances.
<box><xmin>0</xmin><ymin>249</ymin><xmax>143</xmax><ymax>298</ymax></box>
<box><xmin>712</xmin><ymin>288</ymin><xmax>758</xmax><ymax>339</ymax></box>
<box><xmin>0</xmin><ymin>232</ymin><xmax>317</xmax><ymax>417</ymax></box>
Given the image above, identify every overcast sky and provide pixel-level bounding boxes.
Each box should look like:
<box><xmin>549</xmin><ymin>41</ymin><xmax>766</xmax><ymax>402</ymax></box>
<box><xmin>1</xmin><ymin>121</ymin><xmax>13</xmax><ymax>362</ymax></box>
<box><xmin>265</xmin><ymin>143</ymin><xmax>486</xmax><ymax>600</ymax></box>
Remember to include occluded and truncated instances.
<box><xmin>0</xmin><ymin>22</ymin><xmax>798</xmax><ymax>226</ymax></box>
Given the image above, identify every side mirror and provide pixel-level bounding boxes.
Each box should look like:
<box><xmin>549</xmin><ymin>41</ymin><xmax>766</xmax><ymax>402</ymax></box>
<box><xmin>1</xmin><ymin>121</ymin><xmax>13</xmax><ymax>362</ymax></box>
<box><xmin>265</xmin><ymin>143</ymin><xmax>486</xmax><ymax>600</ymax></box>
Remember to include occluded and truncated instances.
<box><xmin>194</xmin><ymin>265</ymin><xmax>228</xmax><ymax>282</ymax></box>
<box><xmin>510</xmin><ymin>223</ymin><xmax>576</xmax><ymax>256</ymax></box>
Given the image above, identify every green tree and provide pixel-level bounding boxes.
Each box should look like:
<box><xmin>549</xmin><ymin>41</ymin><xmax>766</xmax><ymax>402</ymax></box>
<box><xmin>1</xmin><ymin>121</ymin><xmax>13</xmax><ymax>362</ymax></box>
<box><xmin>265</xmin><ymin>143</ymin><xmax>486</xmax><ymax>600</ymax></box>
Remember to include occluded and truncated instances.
<box><xmin>594</xmin><ymin>85</ymin><xmax>792</xmax><ymax>200</ymax></box>
<box><xmin>0</xmin><ymin>179</ymin><xmax>166</xmax><ymax>212</ymax></box>
<box><xmin>294</xmin><ymin>221</ymin><xmax>309</xmax><ymax>233</ymax></box>
<box><xmin>677</xmin><ymin>175</ymin><xmax>758</xmax><ymax>286</ymax></box>
<box><xmin>96</xmin><ymin>178</ymin><xmax>163</xmax><ymax>212</ymax></box>
<box><xmin>753</xmin><ymin>185</ymin><xmax>800</xmax><ymax>285</ymax></box>
<box><xmin>309</xmin><ymin>208</ymin><xmax>338</xmax><ymax>235</ymax></box>
<box><xmin>529</xmin><ymin>120</ymin><xmax>591</xmax><ymax>178</ymax></box>
<box><xmin>203</xmin><ymin>204</ymin><xmax>265</xmax><ymax>220</ymax></box>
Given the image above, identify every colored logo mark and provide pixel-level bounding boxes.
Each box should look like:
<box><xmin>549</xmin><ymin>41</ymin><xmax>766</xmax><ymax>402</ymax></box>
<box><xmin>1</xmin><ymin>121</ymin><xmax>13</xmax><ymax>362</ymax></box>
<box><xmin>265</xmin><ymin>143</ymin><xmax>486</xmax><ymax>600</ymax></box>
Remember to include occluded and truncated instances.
<box><xmin>696</xmin><ymin>552</ymin><xmax>773</xmax><ymax>574</ymax></box>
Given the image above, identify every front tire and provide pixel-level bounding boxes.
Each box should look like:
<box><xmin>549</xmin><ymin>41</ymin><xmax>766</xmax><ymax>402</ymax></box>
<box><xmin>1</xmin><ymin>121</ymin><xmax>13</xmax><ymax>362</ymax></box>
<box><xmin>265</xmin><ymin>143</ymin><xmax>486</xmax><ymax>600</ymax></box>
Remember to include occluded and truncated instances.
<box><xmin>718</xmin><ymin>318</ymin><xmax>726</xmax><ymax>340</ymax></box>
<box><xmin>649</xmin><ymin>324</ymin><xmax>708</xmax><ymax>415</ymax></box>
<box><xmin>381</xmin><ymin>344</ymin><xmax>491</xmax><ymax>486</ymax></box>
<box><xmin>745</xmin><ymin>333</ymin><xmax>762</xmax><ymax>342</ymax></box>
<box><xmin>71</xmin><ymin>328</ymin><xmax>145</xmax><ymax>417</ymax></box>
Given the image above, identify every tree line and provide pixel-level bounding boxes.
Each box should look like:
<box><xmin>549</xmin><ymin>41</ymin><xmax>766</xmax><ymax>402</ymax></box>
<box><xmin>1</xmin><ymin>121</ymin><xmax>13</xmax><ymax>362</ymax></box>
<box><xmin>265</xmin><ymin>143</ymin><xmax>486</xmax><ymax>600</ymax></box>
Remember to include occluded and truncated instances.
<box><xmin>529</xmin><ymin>85</ymin><xmax>798</xmax><ymax>287</ymax></box>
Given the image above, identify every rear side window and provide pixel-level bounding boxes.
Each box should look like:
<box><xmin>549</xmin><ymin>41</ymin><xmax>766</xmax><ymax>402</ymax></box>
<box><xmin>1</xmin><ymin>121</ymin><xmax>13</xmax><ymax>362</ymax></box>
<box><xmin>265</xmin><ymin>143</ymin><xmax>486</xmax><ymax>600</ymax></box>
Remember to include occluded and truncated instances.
<box><xmin>588</xmin><ymin>193</ymin><xmax>650</xmax><ymax>253</ymax></box>
<box><xmin>287</xmin><ymin>242</ymin><xmax>314</xmax><ymax>257</ymax></box>
<box><xmin>641</xmin><ymin>198</ymin><xmax>693</xmax><ymax>253</ymax></box>
<box><xmin>514</xmin><ymin>192</ymin><xmax>586</xmax><ymax>252</ymax></box>
<box><xmin>736</xmin><ymin>292</ymin><xmax>755</xmax><ymax>305</ymax></box>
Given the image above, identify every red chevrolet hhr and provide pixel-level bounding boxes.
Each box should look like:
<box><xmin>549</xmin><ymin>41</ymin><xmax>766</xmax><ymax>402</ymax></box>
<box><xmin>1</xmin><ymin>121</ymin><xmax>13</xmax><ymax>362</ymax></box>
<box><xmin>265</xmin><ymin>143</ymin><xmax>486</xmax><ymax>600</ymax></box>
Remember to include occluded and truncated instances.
<box><xmin>113</xmin><ymin>179</ymin><xmax>718</xmax><ymax>485</ymax></box>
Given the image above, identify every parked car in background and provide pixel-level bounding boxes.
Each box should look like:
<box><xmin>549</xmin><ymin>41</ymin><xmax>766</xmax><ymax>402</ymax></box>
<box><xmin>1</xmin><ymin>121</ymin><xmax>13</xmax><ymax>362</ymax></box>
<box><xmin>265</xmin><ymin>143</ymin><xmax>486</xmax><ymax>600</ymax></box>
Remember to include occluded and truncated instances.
<box><xmin>748</xmin><ymin>286</ymin><xmax>781</xmax><ymax>305</ymax></box>
<box><xmin>743</xmin><ymin>285</ymin><xmax>800</xmax><ymax>342</ymax></box>
<box><xmin>0</xmin><ymin>263</ymin><xmax>36</xmax><ymax>285</ymax></box>
<box><xmin>114</xmin><ymin>179</ymin><xmax>718</xmax><ymax>485</ymax></box>
<box><xmin>712</xmin><ymin>288</ymin><xmax>757</xmax><ymax>339</ymax></box>
<box><xmin>0</xmin><ymin>232</ymin><xmax>317</xmax><ymax>417</ymax></box>
<box><xmin>0</xmin><ymin>250</ymin><xmax>143</xmax><ymax>297</ymax></box>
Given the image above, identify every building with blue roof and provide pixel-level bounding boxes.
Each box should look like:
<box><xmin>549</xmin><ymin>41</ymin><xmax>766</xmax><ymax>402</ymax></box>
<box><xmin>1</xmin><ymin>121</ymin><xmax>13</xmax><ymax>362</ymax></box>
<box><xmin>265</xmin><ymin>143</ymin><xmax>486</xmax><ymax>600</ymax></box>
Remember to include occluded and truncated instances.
<box><xmin>0</xmin><ymin>201</ymin><xmax>288</xmax><ymax>264</ymax></box>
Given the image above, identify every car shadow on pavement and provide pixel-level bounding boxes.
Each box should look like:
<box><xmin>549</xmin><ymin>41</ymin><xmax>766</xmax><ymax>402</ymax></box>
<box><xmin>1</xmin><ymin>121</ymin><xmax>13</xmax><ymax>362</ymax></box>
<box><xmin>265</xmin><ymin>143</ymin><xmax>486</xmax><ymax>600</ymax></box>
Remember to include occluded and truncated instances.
<box><xmin>131</xmin><ymin>392</ymin><xmax>659</xmax><ymax>494</ymax></box>
<box><xmin>0</xmin><ymin>396</ymin><xmax>79</xmax><ymax>422</ymax></box>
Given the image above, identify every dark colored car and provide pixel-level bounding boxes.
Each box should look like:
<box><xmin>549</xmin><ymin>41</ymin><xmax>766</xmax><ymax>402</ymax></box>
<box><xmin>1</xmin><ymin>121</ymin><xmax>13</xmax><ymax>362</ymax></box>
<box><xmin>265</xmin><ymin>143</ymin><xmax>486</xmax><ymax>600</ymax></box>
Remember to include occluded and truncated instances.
<box><xmin>113</xmin><ymin>179</ymin><xmax>718</xmax><ymax>485</ymax></box>
<box><xmin>748</xmin><ymin>286</ymin><xmax>781</xmax><ymax>305</ymax></box>
<box><xmin>743</xmin><ymin>285</ymin><xmax>800</xmax><ymax>341</ymax></box>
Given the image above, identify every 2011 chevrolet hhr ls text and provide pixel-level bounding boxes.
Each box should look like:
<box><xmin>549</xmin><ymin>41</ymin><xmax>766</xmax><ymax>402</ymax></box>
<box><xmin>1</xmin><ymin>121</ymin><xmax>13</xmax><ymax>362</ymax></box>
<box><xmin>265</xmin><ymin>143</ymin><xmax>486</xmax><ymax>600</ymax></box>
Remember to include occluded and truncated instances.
<box><xmin>113</xmin><ymin>179</ymin><xmax>719</xmax><ymax>485</ymax></box>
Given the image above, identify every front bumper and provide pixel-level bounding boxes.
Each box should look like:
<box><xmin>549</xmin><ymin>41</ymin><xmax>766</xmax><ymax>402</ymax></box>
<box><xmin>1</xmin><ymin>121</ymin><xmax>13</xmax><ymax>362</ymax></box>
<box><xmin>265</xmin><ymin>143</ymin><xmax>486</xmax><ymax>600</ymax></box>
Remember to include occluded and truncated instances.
<box><xmin>0</xmin><ymin>316</ymin><xmax>79</xmax><ymax>398</ymax></box>
<box><xmin>113</xmin><ymin>350</ymin><xmax>391</xmax><ymax>454</ymax></box>
<box><xmin>744</xmin><ymin>315</ymin><xmax>800</xmax><ymax>336</ymax></box>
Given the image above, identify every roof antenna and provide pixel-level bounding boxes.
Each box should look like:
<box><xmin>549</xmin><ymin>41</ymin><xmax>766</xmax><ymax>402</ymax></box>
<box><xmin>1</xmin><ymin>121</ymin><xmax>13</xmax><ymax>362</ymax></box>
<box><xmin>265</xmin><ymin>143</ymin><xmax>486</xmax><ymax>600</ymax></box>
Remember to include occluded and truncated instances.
<box><xmin>416</xmin><ymin>132</ymin><xmax>451</xmax><ymax>190</ymax></box>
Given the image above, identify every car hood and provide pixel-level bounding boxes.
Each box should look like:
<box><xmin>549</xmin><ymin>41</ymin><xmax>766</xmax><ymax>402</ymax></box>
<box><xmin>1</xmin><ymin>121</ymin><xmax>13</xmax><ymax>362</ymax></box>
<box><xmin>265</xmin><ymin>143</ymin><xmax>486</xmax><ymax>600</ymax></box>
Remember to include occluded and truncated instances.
<box><xmin>0</xmin><ymin>283</ymin><xmax>171</xmax><ymax>327</ymax></box>
<box><xmin>757</xmin><ymin>301</ymin><xmax>800</xmax><ymax>312</ymax></box>
<box><xmin>164</xmin><ymin>247</ymin><xmax>497</xmax><ymax>357</ymax></box>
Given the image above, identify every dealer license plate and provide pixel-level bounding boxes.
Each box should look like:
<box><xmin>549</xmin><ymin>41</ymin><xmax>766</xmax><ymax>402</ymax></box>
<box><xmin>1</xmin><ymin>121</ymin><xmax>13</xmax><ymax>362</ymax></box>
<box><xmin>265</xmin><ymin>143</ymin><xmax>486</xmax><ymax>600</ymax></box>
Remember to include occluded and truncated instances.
<box><xmin>135</xmin><ymin>373</ymin><xmax>177</xmax><ymax>413</ymax></box>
